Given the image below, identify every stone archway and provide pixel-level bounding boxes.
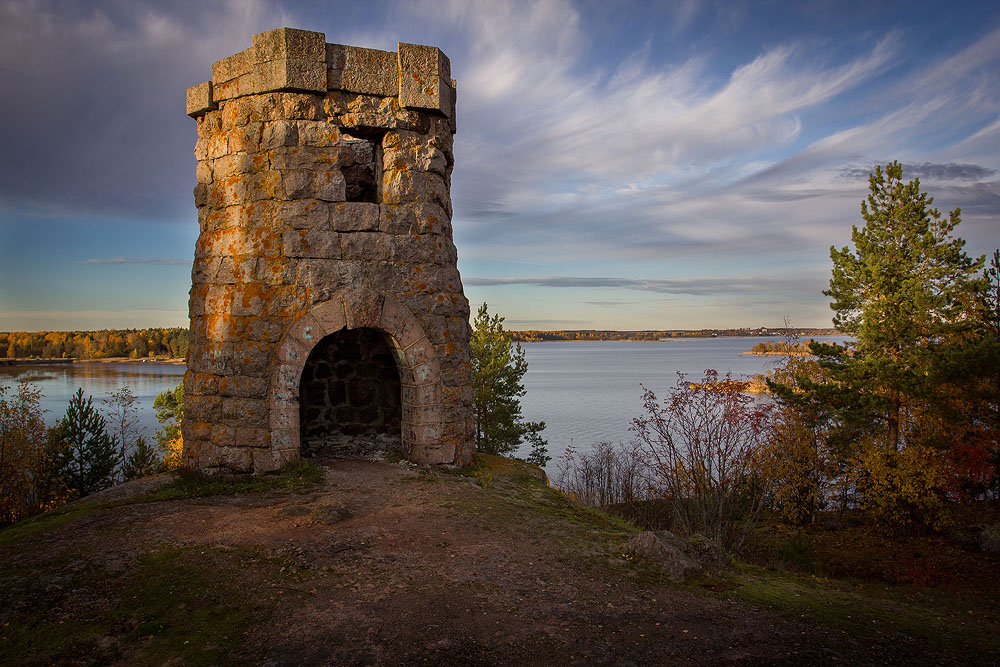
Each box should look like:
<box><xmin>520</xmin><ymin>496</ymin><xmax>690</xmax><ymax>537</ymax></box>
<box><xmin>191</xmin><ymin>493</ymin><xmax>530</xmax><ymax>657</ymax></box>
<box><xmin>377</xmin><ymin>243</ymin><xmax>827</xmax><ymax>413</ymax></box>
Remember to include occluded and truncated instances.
<box><xmin>268</xmin><ymin>289</ymin><xmax>449</xmax><ymax>466</ymax></box>
<box><xmin>298</xmin><ymin>327</ymin><xmax>403</xmax><ymax>457</ymax></box>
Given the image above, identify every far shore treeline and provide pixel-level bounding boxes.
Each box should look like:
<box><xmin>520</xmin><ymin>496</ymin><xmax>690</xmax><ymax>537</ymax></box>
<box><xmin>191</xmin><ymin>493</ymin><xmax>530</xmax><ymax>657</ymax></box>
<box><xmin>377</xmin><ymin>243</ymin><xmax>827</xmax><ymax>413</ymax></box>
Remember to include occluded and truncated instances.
<box><xmin>509</xmin><ymin>327</ymin><xmax>839</xmax><ymax>342</ymax></box>
<box><xmin>1</xmin><ymin>326</ymin><xmax>840</xmax><ymax>360</ymax></box>
<box><xmin>1</xmin><ymin>328</ymin><xmax>189</xmax><ymax>360</ymax></box>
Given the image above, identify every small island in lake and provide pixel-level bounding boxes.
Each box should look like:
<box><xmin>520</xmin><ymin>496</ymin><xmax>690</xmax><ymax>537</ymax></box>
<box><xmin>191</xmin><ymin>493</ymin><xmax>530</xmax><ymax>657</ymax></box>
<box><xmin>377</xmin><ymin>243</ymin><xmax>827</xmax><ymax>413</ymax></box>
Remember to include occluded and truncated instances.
<box><xmin>743</xmin><ymin>339</ymin><xmax>817</xmax><ymax>356</ymax></box>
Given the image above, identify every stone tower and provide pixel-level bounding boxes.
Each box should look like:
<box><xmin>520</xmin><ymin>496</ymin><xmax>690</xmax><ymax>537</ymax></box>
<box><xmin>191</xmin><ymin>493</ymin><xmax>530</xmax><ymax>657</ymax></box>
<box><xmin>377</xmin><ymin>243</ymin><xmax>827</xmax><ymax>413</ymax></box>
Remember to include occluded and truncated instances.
<box><xmin>182</xmin><ymin>28</ymin><xmax>474</xmax><ymax>472</ymax></box>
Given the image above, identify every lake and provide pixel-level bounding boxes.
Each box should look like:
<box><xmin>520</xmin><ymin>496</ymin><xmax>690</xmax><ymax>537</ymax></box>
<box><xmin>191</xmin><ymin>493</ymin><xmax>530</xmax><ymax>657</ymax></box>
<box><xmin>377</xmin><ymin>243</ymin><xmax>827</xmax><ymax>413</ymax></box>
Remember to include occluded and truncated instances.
<box><xmin>0</xmin><ymin>336</ymin><xmax>847</xmax><ymax>471</ymax></box>
<box><xmin>0</xmin><ymin>361</ymin><xmax>186</xmax><ymax>441</ymax></box>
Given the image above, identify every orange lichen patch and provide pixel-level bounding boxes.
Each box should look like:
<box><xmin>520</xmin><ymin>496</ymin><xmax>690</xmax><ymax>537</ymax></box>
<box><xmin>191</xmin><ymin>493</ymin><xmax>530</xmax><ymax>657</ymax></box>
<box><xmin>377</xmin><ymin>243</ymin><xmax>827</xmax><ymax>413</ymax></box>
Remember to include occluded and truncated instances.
<box><xmin>205</xmin><ymin>313</ymin><xmax>235</xmax><ymax>341</ymax></box>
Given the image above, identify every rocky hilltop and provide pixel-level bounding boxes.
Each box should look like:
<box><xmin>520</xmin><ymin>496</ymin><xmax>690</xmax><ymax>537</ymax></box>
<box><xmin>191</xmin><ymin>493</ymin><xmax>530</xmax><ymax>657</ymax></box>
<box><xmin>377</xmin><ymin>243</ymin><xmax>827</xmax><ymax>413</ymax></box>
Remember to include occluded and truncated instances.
<box><xmin>0</xmin><ymin>457</ymin><xmax>981</xmax><ymax>665</ymax></box>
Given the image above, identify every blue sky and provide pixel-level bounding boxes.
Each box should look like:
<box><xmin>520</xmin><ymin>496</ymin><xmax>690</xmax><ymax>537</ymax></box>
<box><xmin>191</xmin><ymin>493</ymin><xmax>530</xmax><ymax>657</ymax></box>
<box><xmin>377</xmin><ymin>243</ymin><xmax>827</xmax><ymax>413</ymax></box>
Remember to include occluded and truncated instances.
<box><xmin>1</xmin><ymin>0</ymin><xmax>998</xmax><ymax>332</ymax></box>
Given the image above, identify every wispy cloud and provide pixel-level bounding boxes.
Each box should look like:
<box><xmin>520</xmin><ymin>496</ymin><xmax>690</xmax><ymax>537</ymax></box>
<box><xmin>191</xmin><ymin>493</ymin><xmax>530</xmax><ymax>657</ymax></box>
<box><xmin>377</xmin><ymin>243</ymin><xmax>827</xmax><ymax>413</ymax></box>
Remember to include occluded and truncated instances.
<box><xmin>75</xmin><ymin>257</ymin><xmax>188</xmax><ymax>265</ymax></box>
<box><xmin>466</xmin><ymin>275</ymin><xmax>816</xmax><ymax>296</ymax></box>
<box><xmin>839</xmin><ymin>162</ymin><xmax>998</xmax><ymax>182</ymax></box>
<box><xmin>584</xmin><ymin>300</ymin><xmax>638</xmax><ymax>308</ymax></box>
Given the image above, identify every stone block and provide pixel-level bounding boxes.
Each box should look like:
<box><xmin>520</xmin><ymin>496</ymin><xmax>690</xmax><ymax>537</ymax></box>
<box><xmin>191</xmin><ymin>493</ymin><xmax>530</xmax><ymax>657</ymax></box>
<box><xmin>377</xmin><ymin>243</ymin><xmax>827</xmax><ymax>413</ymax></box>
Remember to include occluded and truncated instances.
<box><xmin>311</xmin><ymin>298</ymin><xmax>347</xmax><ymax>334</ymax></box>
<box><xmin>235</xmin><ymin>427</ymin><xmax>270</xmax><ymax>448</ymax></box>
<box><xmin>186</xmin><ymin>81</ymin><xmax>216</xmax><ymax>117</ymax></box>
<box><xmin>296</xmin><ymin>120</ymin><xmax>341</xmax><ymax>147</ymax></box>
<box><xmin>327</xmin><ymin>44</ymin><xmax>397</xmax><ymax>96</ymax></box>
<box><xmin>187</xmin><ymin>372</ymin><xmax>220</xmax><ymax>396</ymax></box>
<box><xmin>410</xmin><ymin>361</ymin><xmax>440</xmax><ymax>385</ymax></box>
<box><xmin>313</xmin><ymin>170</ymin><xmax>346</xmax><ymax>202</ymax></box>
<box><xmin>397</xmin><ymin>42</ymin><xmax>453</xmax><ymax>116</ymax></box>
<box><xmin>276</xmin><ymin>336</ymin><xmax>309</xmax><ymax>364</ymax></box>
<box><xmin>379</xmin><ymin>297</ymin><xmax>426</xmax><ymax>350</ymax></box>
<box><xmin>219</xmin><ymin>445</ymin><xmax>253</xmax><ymax>471</ymax></box>
<box><xmin>401</xmin><ymin>382</ymin><xmax>440</xmax><ymax>408</ymax></box>
<box><xmin>379</xmin><ymin>203</ymin><xmax>449</xmax><ymax>235</ymax></box>
<box><xmin>253</xmin><ymin>58</ymin><xmax>327</xmax><ymax>94</ymax></box>
<box><xmin>210</xmin><ymin>423</ymin><xmax>236</xmax><ymax>447</ymax></box>
<box><xmin>283</xmin><ymin>229</ymin><xmax>340</xmax><ymax>258</ymax></box>
<box><xmin>253</xmin><ymin>27</ymin><xmax>326</xmax><ymax>63</ymax></box>
<box><xmin>277</xmin><ymin>199</ymin><xmax>328</xmax><ymax>230</ymax></box>
<box><xmin>284</xmin><ymin>313</ymin><xmax>324</xmax><ymax>349</ymax></box>
<box><xmin>269</xmin><ymin>402</ymin><xmax>298</xmax><ymax>430</ymax></box>
<box><xmin>260</xmin><ymin>120</ymin><xmax>299</xmax><ymax>149</ymax></box>
<box><xmin>403</xmin><ymin>336</ymin><xmax>437</xmax><ymax>370</ymax></box>
<box><xmin>213</xmin><ymin>48</ymin><xmax>256</xmax><ymax>84</ymax></box>
<box><xmin>270</xmin><ymin>428</ymin><xmax>299</xmax><ymax>451</ymax></box>
<box><xmin>189</xmin><ymin>420</ymin><xmax>213</xmax><ymax>440</ymax></box>
<box><xmin>218</xmin><ymin>375</ymin><xmax>268</xmax><ymax>398</ymax></box>
<box><xmin>342</xmin><ymin>289</ymin><xmax>383</xmax><ymax>329</ymax></box>
<box><xmin>339</xmin><ymin>231</ymin><xmax>392</xmax><ymax>261</ymax></box>
<box><xmin>382</xmin><ymin>169</ymin><xmax>449</xmax><ymax>209</ymax></box>
<box><xmin>221</xmin><ymin>398</ymin><xmax>268</xmax><ymax>428</ymax></box>
<box><xmin>330</xmin><ymin>202</ymin><xmax>379</xmax><ymax>231</ymax></box>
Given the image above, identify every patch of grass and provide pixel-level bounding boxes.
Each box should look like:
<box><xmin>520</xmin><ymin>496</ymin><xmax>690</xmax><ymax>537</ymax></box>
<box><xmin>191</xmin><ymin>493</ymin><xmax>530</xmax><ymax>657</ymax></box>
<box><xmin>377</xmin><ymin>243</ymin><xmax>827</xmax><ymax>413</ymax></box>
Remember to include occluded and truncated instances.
<box><xmin>772</xmin><ymin>531</ymin><xmax>817</xmax><ymax>573</ymax></box>
<box><xmin>707</xmin><ymin>564</ymin><xmax>1000</xmax><ymax>660</ymax></box>
<box><xmin>141</xmin><ymin>461</ymin><xmax>322</xmax><ymax>502</ymax></box>
<box><xmin>0</xmin><ymin>545</ymin><xmax>285</xmax><ymax>667</ymax></box>
<box><xmin>0</xmin><ymin>505</ymin><xmax>103</xmax><ymax>547</ymax></box>
<box><xmin>0</xmin><ymin>462</ymin><xmax>323</xmax><ymax>548</ymax></box>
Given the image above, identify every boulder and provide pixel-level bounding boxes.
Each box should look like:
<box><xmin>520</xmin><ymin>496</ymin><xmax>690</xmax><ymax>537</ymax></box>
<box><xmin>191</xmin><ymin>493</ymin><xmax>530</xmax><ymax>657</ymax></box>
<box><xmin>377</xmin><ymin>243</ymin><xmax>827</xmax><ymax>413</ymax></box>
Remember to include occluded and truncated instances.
<box><xmin>624</xmin><ymin>531</ymin><xmax>701</xmax><ymax>582</ymax></box>
<box><xmin>624</xmin><ymin>530</ymin><xmax>729</xmax><ymax>581</ymax></box>
<box><xmin>980</xmin><ymin>523</ymin><xmax>1000</xmax><ymax>555</ymax></box>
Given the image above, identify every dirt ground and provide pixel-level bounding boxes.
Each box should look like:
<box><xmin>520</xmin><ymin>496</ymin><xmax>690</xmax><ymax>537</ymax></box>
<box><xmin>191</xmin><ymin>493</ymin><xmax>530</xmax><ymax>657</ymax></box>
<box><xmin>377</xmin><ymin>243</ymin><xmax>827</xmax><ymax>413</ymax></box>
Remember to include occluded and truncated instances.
<box><xmin>0</xmin><ymin>458</ymin><xmax>992</xmax><ymax>666</ymax></box>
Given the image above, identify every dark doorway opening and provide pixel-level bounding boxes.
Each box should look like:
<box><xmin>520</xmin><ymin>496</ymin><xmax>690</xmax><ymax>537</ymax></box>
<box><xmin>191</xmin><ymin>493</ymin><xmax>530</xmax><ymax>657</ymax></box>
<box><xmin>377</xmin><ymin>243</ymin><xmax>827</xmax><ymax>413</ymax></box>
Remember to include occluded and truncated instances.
<box><xmin>299</xmin><ymin>327</ymin><xmax>402</xmax><ymax>458</ymax></box>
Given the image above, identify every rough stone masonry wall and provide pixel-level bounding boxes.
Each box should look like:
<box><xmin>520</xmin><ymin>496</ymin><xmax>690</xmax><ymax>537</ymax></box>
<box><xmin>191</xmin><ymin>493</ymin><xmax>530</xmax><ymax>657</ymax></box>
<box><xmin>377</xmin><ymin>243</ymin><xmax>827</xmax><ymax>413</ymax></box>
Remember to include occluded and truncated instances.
<box><xmin>182</xmin><ymin>27</ymin><xmax>474</xmax><ymax>472</ymax></box>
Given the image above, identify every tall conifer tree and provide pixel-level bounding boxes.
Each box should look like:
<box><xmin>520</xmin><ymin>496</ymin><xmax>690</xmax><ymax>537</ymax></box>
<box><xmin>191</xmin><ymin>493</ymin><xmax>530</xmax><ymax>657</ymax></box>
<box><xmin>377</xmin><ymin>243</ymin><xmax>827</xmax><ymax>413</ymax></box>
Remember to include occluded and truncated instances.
<box><xmin>811</xmin><ymin>161</ymin><xmax>984</xmax><ymax>451</ymax></box>
<box><xmin>470</xmin><ymin>303</ymin><xmax>547</xmax><ymax>461</ymax></box>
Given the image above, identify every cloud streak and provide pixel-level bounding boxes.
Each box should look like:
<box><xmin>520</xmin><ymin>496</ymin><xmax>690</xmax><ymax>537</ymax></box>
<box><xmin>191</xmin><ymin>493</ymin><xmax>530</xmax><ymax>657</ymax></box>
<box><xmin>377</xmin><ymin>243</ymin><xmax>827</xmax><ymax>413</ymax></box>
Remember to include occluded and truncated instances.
<box><xmin>75</xmin><ymin>257</ymin><xmax>188</xmax><ymax>265</ymax></box>
<box><xmin>465</xmin><ymin>275</ymin><xmax>817</xmax><ymax>296</ymax></box>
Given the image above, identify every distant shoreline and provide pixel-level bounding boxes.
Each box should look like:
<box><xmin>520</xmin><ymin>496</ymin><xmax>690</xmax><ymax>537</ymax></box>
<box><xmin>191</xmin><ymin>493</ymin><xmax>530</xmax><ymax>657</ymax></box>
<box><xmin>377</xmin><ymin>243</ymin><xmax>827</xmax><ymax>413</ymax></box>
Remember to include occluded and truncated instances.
<box><xmin>511</xmin><ymin>328</ymin><xmax>840</xmax><ymax>343</ymax></box>
<box><xmin>0</xmin><ymin>357</ymin><xmax>185</xmax><ymax>367</ymax></box>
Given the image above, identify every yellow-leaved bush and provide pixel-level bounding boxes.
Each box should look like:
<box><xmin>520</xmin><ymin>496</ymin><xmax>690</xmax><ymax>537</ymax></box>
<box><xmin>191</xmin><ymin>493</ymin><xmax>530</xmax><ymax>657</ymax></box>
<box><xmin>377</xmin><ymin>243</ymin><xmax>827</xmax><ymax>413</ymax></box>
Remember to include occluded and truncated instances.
<box><xmin>162</xmin><ymin>435</ymin><xmax>184</xmax><ymax>471</ymax></box>
<box><xmin>849</xmin><ymin>438</ymin><xmax>951</xmax><ymax>530</ymax></box>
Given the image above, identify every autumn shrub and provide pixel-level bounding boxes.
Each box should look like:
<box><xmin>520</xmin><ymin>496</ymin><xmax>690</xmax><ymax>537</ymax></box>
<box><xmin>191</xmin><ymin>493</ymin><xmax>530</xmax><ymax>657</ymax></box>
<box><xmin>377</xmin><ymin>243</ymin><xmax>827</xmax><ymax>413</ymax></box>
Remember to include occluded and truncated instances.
<box><xmin>849</xmin><ymin>438</ymin><xmax>951</xmax><ymax>530</ymax></box>
<box><xmin>556</xmin><ymin>440</ymin><xmax>648</xmax><ymax>507</ymax></box>
<box><xmin>0</xmin><ymin>382</ymin><xmax>49</xmax><ymax>524</ymax></box>
<box><xmin>889</xmin><ymin>556</ymin><xmax>951</xmax><ymax>587</ymax></box>
<box><xmin>162</xmin><ymin>435</ymin><xmax>184</xmax><ymax>471</ymax></box>
<box><xmin>632</xmin><ymin>370</ymin><xmax>774</xmax><ymax>552</ymax></box>
<box><xmin>0</xmin><ymin>381</ymin><xmax>69</xmax><ymax>525</ymax></box>
<box><xmin>757</xmin><ymin>403</ymin><xmax>841</xmax><ymax>525</ymax></box>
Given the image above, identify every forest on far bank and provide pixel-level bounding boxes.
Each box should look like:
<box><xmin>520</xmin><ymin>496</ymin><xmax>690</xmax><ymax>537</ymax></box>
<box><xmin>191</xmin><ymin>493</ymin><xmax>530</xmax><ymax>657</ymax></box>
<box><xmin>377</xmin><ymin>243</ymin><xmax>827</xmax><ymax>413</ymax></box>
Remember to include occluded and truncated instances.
<box><xmin>1</xmin><ymin>328</ymin><xmax>189</xmax><ymax>360</ymax></box>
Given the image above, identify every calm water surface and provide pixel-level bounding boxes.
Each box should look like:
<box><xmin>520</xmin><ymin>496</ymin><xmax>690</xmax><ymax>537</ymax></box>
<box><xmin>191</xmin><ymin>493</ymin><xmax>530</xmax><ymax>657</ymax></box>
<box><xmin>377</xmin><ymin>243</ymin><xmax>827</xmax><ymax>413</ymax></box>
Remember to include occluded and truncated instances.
<box><xmin>518</xmin><ymin>337</ymin><xmax>848</xmax><ymax>470</ymax></box>
<box><xmin>0</xmin><ymin>337</ymin><xmax>847</xmax><ymax>471</ymax></box>
<box><xmin>0</xmin><ymin>362</ymin><xmax>186</xmax><ymax>440</ymax></box>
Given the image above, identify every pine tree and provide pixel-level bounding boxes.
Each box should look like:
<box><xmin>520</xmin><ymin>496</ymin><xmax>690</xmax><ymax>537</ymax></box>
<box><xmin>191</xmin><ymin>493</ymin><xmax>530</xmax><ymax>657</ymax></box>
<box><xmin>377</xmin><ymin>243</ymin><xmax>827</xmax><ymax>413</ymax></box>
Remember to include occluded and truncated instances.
<box><xmin>471</xmin><ymin>303</ymin><xmax>548</xmax><ymax>460</ymax></box>
<box><xmin>815</xmin><ymin>161</ymin><xmax>984</xmax><ymax>452</ymax></box>
<box><xmin>124</xmin><ymin>436</ymin><xmax>160</xmax><ymax>480</ymax></box>
<box><xmin>55</xmin><ymin>388</ymin><xmax>116</xmax><ymax>497</ymax></box>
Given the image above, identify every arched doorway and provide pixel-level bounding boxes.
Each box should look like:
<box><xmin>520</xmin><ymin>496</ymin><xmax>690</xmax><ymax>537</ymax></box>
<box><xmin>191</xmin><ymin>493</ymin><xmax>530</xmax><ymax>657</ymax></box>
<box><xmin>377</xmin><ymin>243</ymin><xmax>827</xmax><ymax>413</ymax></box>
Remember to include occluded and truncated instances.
<box><xmin>298</xmin><ymin>327</ymin><xmax>402</xmax><ymax>458</ymax></box>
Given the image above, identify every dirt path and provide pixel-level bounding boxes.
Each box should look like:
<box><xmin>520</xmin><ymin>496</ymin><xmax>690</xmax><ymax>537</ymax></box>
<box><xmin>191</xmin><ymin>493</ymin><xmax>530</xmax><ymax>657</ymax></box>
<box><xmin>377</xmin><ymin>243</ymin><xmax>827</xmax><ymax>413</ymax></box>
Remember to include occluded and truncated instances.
<box><xmin>0</xmin><ymin>459</ymin><xmax>974</xmax><ymax>666</ymax></box>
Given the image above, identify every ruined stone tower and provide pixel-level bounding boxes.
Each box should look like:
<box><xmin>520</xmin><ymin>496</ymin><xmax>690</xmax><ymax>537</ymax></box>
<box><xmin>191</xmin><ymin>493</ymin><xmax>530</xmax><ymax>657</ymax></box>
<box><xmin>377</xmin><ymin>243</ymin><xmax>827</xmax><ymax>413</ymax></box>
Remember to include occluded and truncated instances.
<box><xmin>182</xmin><ymin>28</ymin><xmax>474</xmax><ymax>472</ymax></box>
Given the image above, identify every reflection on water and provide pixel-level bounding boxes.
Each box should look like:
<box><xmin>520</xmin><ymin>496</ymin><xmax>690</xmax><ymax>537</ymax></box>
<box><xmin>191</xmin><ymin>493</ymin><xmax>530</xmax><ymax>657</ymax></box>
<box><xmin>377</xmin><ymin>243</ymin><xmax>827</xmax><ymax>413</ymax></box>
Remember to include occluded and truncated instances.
<box><xmin>0</xmin><ymin>362</ymin><xmax>186</xmax><ymax>440</ymax></box>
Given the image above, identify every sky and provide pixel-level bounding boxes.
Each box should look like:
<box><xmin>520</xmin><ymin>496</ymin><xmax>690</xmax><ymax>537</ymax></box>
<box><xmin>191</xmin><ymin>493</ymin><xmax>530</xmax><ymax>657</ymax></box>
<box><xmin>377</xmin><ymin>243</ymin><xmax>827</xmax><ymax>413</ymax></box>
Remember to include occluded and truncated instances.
<box><xmin>1</xmin><ymin>0</ymin><xmax>998</xmax><ymax>332</ymax></box>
